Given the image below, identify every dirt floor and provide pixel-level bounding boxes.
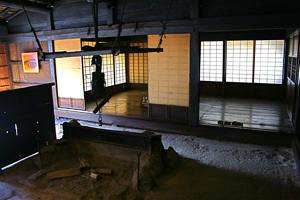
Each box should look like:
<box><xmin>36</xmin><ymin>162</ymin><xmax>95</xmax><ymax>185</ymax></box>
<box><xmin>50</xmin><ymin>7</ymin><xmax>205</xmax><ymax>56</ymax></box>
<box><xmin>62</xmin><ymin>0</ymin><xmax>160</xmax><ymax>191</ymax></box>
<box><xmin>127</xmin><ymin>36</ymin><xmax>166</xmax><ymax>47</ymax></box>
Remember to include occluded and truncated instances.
<box><xmin>147</xmin><ymin>133</ymin><xmax>300</xmax><ymax>199</ymax></box>
<box><xmin>161</xmin><ymin>133</ymin><xmax>300</xmax><ymax>186</ymax></box>
<box><xmin>0</xmin><ymin>120</ymin><xmax>299</xmax><ymax>200</ymax></box>
<box><xmin>145</xmin><ymin>158</ymin><xmax>299</xmax><ymax>200</ymax></box>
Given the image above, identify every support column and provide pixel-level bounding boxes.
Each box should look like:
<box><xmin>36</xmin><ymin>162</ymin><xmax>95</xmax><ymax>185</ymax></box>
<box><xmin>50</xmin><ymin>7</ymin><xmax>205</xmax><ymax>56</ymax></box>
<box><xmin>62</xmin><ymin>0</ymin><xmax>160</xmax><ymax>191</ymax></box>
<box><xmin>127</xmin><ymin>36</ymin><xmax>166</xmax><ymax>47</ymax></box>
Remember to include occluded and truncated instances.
<box><xmin>188</xmin><ymin>0</ymin><xmax>200</xmax><ymax>126</ymax></box>
<box><xmin>188</xmin><ymin>31</ymin><xmax>200</xmax><ymax>126</ymax></box>
<box><xmin>47</xmin><ymin>8</ymin><xmax>58</xmax><ymax>109</ymax></box>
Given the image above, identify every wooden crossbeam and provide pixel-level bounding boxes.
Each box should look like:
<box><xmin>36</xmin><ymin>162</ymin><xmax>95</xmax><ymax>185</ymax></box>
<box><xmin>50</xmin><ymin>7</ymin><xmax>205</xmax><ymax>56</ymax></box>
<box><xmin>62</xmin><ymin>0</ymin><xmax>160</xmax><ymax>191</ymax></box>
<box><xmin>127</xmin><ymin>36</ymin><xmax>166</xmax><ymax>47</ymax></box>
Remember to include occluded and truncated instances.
<box><xmin>6</xmin><ymin>10</ymin><xmax>23</xmax><ymax>22</ymax></box>
<box><xmin>43</xmin><ymin>48</ymin><xmax>163</xmax><ymax>60</ymax></box>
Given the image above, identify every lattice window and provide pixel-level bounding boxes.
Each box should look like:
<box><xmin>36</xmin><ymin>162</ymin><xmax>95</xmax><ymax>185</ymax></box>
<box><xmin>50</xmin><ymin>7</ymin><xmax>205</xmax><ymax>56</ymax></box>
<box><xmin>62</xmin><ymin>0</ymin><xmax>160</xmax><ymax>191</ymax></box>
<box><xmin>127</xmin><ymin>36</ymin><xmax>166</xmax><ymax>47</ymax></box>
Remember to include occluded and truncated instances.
<box><xmin>226</xmin><ymin>40</ymin><xmax>254</xmax><ymax>83</ymax></box>
<box><xmin>82</xmin><ymin>41</ymin><xmax>96</xmax><ymax>91</ymax></box>
<box><xmin>254</xmin><ymin>40</ymin><xmax>284</xmax><ymax>84</ymax></box>
<box><xmin>81</xmin><ymin>41</ymin><xmax>127</xmax><ymax>90</ymax></box>
<box><xmin>128</xmin><ymin>42</ymin><xmax>148</xmax><ymax>84</ymax></box>
<box><xmin>114</xmin><ymin>53</ymin><xmax>126</xmax><ymax>85</ymax></box>
<box><xmin>102</xmin><ymin>54</ymin><xmax>114</xmax><ymax>87</ymax></box>
<box><xmin>200</xmin><ymin>41</ymin><xmax>223</xmax><ymax>82</ymax></box>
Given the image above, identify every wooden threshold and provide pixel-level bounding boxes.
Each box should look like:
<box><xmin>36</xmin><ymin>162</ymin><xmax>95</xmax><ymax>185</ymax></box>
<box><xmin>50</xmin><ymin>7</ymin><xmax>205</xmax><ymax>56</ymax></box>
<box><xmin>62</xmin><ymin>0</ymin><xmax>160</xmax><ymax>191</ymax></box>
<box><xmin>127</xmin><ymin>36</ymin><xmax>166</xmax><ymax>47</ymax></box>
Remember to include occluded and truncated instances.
<box><xmin>55</xmin><ymin>108</ymin><xmax>293</xmax><ymax>147</ymax></box>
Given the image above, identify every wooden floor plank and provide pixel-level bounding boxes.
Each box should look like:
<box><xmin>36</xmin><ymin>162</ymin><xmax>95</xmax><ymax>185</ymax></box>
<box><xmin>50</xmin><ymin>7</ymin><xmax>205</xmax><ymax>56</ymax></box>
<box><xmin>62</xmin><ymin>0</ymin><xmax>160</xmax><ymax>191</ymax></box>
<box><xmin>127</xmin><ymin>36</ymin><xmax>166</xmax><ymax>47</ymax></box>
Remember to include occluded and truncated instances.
<box><xmin>199</xmin><ymin>97</ymin><xmax>293</xmax><ymax>133</ymax></box>
<box><xmin>86</xmin><ymin>89</ymin><xmax>148</xmax><ymax>118</ymax></box>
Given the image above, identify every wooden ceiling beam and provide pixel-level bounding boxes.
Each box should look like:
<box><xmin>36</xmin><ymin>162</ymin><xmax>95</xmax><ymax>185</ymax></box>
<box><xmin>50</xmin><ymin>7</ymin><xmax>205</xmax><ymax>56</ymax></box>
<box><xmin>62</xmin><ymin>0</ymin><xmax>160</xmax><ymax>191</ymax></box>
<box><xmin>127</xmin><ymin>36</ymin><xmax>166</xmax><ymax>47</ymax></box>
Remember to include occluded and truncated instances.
<box><xmin>1</xmin><ymin>13</ymin><xmax>300</xmax><ymax>43</ymax></box>
<box><xmin>6</xmin><ymin>10</ymin><xmax>23</xmax><ymax>22</ymax></box>
<box><xmin>0</xmin><ymin>0</ymin><xmax>50</xmax><ymax>15</ymax></box>
<box><xmin>43</xmin><ymin>48</ymin><xmax>163</xmax><ymax>60</ymax></box>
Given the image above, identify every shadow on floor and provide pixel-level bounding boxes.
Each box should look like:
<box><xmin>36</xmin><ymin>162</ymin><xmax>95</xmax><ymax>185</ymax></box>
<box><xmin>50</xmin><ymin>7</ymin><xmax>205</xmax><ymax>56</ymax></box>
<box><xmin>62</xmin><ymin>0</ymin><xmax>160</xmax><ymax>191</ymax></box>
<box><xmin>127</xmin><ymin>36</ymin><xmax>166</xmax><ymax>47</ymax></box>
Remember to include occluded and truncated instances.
<box><xmin>0</xmin><ymin>154</ymin><xmax>299</xmax><ymax>199</ymax></box>
<box><xmin>146</xmin><ymin>158</ymin><xmax>300</xmax><ymax>200</ymax></box>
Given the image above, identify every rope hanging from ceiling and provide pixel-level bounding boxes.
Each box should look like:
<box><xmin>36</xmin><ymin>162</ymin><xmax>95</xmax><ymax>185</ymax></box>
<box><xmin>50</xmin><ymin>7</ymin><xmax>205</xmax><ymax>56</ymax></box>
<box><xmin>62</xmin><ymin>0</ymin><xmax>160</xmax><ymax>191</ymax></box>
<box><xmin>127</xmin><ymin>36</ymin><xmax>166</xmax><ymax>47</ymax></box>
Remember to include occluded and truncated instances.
<box><xmin>157</xmin><ymin>0</ymin><xmax>174</xmax><ymax>48</ymax></box>
<box><xmin>93</xmin><ymin>0</ymin><xmax>99</xmax><ymax>43</ymax></box>
<box><xmin>19</xmin><ymin>0</ymin><xmax>44</xmax><ymax>58</ymax></box>
<box><xmin>112</xmin><ymin>0</ymin><xmax>127</xmax><ymax>55</ymax></box>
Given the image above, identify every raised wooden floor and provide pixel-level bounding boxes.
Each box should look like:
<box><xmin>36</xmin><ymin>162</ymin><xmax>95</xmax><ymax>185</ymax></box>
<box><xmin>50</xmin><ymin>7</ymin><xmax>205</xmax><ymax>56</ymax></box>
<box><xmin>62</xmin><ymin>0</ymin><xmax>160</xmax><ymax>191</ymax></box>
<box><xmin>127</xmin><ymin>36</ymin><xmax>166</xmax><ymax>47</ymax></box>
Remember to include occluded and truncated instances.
<box><xmin>86</xmin><ymin>89</ymin><xmax>148</xmax><ymax>118</ymax></box>
<box><xmin>199</xmin><ymin>97</ymin><xmax>293</xmax><ymax>133</ymax></box>
<box><xmin>87</xmin><ymin>92</ymin><xmax>293</xmax><ymax>133</ymax></box>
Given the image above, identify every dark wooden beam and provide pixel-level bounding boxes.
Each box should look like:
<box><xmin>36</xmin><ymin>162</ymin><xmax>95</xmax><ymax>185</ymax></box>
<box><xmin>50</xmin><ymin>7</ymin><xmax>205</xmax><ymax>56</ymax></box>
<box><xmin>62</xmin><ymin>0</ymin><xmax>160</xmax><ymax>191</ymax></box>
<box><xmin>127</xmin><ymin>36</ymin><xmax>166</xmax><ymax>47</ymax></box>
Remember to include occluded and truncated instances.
<box><xmin>56</xmin><ymin>109</ymin><xmax>292</xmax><ymax>147</ymax></box>
<box><xmin>93</xmin><ymin>94</ymin><xmax>113</xmax><ymax>114</ymax></box>
<box><xmin>193</xmin><ymin>14</ymin><xmax>300</xmax><ymax>32</ymax></box>
<box><xmin>47</xmin><ymin>40</ymin><xmax>59</xmax><ymax>109</ymax></box>
<box><xmin>292</xmin><ymin>29</ymin><xmax>300</xmax><ymax>175</ymax></box>
<box><xmin>43</xmin><ymin>48</ymin><xmax>163</xmax><ymax>60</ymax></box>
<box><xmin>63</xmin><ymin>121</ymin><xmax>161</xmax><ymax>151</ymax></box>
<box><xmin>0</xmin><ymin>20</ymin><xmax>192</xmax><ymax>43</ymax></box>
<box><xmin>0</xmin><ymin>0</ymin><xmax>50</xmax><ymax>14</ymax></box>
<box><xmin>188</xmin><ymin>31</ymin><xmax>200</xmax><ymax>126</ymax></box>
<box><xmin>1</xmin><ymin>13</ymin><xmax>300</xmax><ymax>43</ymax></box>
<box><xmin>199</xmin><ymin>30</ymin><xmax>287</xmax><ymax>41</ymax></box>
<box><xmin>6</xmin><ymin>10</ymin><xmax>23</xmax><ymax>22</ymax></box>
<box><xmin>47</xmin><ymin>6</ymin><xmax>58</xmax><ymax>109</ymax></box>
<box><xmin>44</xmin><ymin>49</ymin><xmax>112</xmax><ymax>59</ymax></box>
<box><xmin>54</xmin><ymin>0</ymin><xmax>85</xmax><ymax>7</ymax></box>
<box><xmin>293</xmin><ymin>30</ymin><xmax>300</xmax><ymax>133</ymax></box>
<box><xmin>188</xmin><ymin>0</ymin><xmax>200</xmax><ymax>126</ymax></box>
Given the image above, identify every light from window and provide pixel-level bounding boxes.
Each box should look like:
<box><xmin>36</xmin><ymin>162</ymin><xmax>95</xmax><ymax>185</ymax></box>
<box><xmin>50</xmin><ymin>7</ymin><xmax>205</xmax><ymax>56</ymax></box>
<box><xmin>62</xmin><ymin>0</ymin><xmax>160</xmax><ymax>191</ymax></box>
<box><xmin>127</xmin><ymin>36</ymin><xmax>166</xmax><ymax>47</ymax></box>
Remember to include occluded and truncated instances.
<box><xmin>200</xmin><ymin>41</ymin><xmax>223</xmax><ymax>82</ymax></box>
<box><xmin>254</xmin><ymin>40</ymin><xmax>284</xmax><ymax>84</ymax></box>
<box><xmin>102</xmin><ymin>54</ymin><xmax>115</xmax><ymax>87</ymax></box>
<box><xmin>114</xmin><ymin>53</ymin><xmax>126</xmax><ymax>85</ymax></box>
<box><xmin>226</xmin><ymin>40</ymin><xmax>254</xmax><ymax>83</ymax></box>
<box><xmin>129</xmin><ymin>42</ymin><xmax>148</xmax><ymax>83</ymax></box>
<box><xmin>82</xmin><ymin>41</ymin><xmax>96</xmax><ymax>91</ymax></box>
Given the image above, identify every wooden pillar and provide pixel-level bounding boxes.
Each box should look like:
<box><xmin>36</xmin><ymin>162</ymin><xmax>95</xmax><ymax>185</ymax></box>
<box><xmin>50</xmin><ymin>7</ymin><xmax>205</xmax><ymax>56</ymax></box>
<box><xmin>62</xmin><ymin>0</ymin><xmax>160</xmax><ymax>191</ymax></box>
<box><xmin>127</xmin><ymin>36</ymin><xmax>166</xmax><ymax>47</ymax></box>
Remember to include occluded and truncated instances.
<box><xmin>48</xmin><ymin>40</ymin><xmax>59</xmax><ymax>109</ymax></box>
<box><xmin>293</xmin><ymin>30</ymin><xmax>300</xmax><ymax>133</ymax></box>
<box><xmin>188</xmin><ymin>31</ymin><xmax>200</xmax><ymax>126</ymax></box>
<box><xmin>188</xmin><ymin>0</ymin><xmax>200</xmax><ymax>126</ymax></box>
<box><xmin>47</xmin><ymin>9</ymin><xmax>58</xmax><ymax>109</ymax></box>
<box><xmin>282</xmin><ymin>37</ymin><xmax>289</xmax><ymax>96</ymax></box>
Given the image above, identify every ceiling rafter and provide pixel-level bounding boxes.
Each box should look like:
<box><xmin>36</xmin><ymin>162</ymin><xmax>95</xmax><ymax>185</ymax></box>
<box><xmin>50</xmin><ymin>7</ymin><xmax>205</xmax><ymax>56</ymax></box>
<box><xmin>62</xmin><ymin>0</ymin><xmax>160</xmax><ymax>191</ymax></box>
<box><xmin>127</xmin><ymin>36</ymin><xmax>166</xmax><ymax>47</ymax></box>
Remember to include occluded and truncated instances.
<box><xmin>0</xmin><ymin>0</ymin><xmax>50</xmax><ymax>14</ymax></box>
<box><xmin>6</xmin><ymin>10</ymin><xmax>24</xmax><ymax>21</ymax></box>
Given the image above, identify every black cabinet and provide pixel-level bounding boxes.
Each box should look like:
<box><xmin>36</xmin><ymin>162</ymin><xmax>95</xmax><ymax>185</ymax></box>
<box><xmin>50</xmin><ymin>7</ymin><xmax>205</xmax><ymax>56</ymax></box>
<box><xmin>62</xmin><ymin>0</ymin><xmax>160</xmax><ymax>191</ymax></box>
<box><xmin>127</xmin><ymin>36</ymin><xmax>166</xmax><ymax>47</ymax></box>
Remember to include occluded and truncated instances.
<box><xmin>0</xmin><ymin>83</ymin><xmax>56</xmax><ymax>169</ymax></box>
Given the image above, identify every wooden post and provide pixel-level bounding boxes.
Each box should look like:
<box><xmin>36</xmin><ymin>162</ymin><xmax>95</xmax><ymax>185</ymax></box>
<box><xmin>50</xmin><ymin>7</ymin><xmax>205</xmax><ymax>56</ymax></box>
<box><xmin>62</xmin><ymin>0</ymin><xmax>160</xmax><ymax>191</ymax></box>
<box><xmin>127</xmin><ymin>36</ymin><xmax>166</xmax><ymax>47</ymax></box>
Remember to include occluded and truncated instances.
<box><xmin>188</xmin><ymin>31</ymin><xmax>200</xmax><ymax>126</ymax></box>
<box><xmin>293</xmin><ymin>30</ymin><xmax>300</xmax><ymax>133</ymax></box>
<box><xmin>222</xmin><ymin>40</ymin><xmax>227</xmax><ymax>96</ymax></box>
<box><xmin>47</xmin><ymin>10</ymin><xmax>58</xmax><ymax>109</ymax></box>
<box><xmin>188</xmin><ymin>0</ymin><xmax>200</xmax><ymax>126</ymax></box>
<box><xmin>282</xmin><ymin>37</ymin><xmax>289</xmax><ymax>101</ymax></box>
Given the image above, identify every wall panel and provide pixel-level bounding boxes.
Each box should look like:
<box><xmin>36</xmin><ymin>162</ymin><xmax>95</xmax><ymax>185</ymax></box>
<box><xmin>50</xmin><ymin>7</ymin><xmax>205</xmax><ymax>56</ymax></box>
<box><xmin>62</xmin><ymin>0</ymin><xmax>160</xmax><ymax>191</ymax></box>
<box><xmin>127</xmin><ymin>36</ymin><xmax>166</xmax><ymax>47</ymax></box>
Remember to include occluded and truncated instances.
<box><xmin>148</xmin><ymin>34</ymin><xmax>190</xmax><ymax>107</ymax></box>
<box><xmin>8</xmin><ymin>41</ymin><xmax>51</xmax><ymax>86</ymax></box>
<box><xmin>0</xmin><ymin>44</ymin><xmax>10</xmax><ymax>90</ymax></box>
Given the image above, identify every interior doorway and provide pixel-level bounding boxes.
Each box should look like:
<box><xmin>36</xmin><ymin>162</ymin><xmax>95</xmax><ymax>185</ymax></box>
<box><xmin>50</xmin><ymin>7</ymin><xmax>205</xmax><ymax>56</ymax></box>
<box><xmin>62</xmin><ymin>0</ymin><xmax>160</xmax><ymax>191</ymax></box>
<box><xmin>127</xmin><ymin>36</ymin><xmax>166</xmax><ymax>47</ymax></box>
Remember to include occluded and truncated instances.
<box><xmin>81</xmin><ymin>37</ymin><xmax>149</xmax><ymax>119</ymax></box>
<box><xmin>199</xmin><ymin>39</ymin><xmax>293</xmax><ymax>133</ymax></box>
